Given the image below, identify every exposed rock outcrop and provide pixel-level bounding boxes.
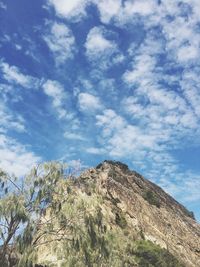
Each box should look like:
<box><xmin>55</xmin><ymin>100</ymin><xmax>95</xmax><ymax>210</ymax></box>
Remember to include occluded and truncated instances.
<box><xmin>34</xmin><ymin>160</ymin><xmax>200</xmax><ymax>267</ymax></box>
<box><xmin>78</xmin><ymin>160</ymin><xmax>200</xmax><ymax>267</ymax></box>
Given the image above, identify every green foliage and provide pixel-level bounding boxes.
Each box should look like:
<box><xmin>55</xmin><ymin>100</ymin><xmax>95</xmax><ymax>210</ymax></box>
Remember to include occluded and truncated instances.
<box><xmin>143</xmin><ymin>190</ymin><xmax>161</xmax><ymax>208</ymax></box>
<box><xmin>115</xmin><ymin>211</ymin><xmax>127</xmax><ymax>229</ymax></box>
<box><xmin>0</xmin><ymin>162</ymin><xmax>69</xmax><ymax>266</ymax></box>
<box><xmin>135</xmin><ymin>240</ymin><xmax>184</xmax><ymax>267</ymax></box>
<box><xmin>184</xmin><ymin>209</ymin><xmax>195</xmax><ymax>220</ymax></box>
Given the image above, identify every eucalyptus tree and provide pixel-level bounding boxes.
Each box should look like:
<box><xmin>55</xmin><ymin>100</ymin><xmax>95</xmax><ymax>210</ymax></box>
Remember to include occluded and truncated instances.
<box><xmin>0</xmin><ymin>162</ymin><xmax>69</xmax><ymax>266</ymax></box>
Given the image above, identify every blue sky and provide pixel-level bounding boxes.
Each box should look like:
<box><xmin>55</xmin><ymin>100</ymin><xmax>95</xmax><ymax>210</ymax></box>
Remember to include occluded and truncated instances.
<box><xmin>0</xmin><ymin>0</ymin><xmax>200</xmax><ymax>221</ymax></box>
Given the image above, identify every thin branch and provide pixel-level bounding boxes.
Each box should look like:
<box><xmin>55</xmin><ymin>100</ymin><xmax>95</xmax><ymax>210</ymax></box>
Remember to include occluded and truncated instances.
<box><xmin>0</xmin><ymin>223</ymin><xmax>9</xmax><ymax>229</ymax></box>
<box><xmin>7</xmin><ymin>175</ymin><xmax>22</xmax><ymax>193</ymax></box>
<box><xmin>34</xmin><ymin>236</ymin><xmax>73</xmax><ymax>248</ymax></box>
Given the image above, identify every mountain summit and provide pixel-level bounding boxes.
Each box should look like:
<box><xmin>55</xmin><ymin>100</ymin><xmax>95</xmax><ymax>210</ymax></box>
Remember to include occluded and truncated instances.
<box><xmin>77</xmin><ymin>160</ymin><xmax>200</xmax><ymax>266</ymax></box>
<box><xmin>3</xmin><ymin>161</ymin><xmax>199</xmax><ymax>267</ymax></box>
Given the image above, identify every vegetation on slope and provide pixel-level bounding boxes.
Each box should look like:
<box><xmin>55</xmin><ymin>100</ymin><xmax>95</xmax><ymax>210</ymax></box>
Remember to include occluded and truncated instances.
<box><xmin>0</xmin><ymin>162</ymin><xmax>185</xmax><ymax>266</ymax></box>
<box><xmin>143</xmin><ymin>190</ymin><xmax>161</xmax><ymax>208</ymax></box>
<box><xmin>135</xmin><ymin>240</ymin><xmax>184</xmax><ymax>267</ymax></box>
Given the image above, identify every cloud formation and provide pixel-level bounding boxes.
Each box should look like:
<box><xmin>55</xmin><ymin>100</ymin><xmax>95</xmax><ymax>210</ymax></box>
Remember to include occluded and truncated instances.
<box><xmin>78</xmin><ymin>92</ymin><xmax>103</xmax><ymax>112</ymax></box>
<box><xmin>43</xmin><ymin>80</ymin><xmax>68</xmax><ymax>119</ymax></box>
<box><xmin>47</xmin><ymin>0</ymin><xmax>88</xmax><ymax>20</ymax></box>
<box><xmin>43</xmin><ymin>22</ymin><xmax>76</xmax><ymax>65</ymax></box>
<box><xmin>0</xmin><ymin>134</ymin><xmax>40</xmax><ymax>177</ymax></box>
<box><xmin>0</xmin><ymin>97</ymin><xmax>40</xmax><ymax>176</ymax></box>
<box><xmin>0</xmin><ymin>61</ymin><xmax>39</xmax><ymax>89</ymax></box>
<box><xmin>1</xmin><ymin>0</ymin><xmax>200</xmax><ymax>219</ymax></box>
<box><xmin>85</xmin><ymin>26</ymin><xmax>124</xmax><ymax>69</ymax></box>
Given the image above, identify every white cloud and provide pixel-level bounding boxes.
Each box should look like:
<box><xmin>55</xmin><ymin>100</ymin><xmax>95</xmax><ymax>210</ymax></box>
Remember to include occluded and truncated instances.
<box><xmin>0</xmin><ymin>99</ymin><xmax>40</xmax><ymax>176</ymax></box>
<box><xmin>96</xmin><ymin>109</ymin><xmax>159</xmax><ymax>157</ymax></box>
<box><xmin>96</xmin><ymin>109</ymin><xmax>126</xmax><ymax>137</ymax></box>
<box><xmin>180</xmin><ymin>70</ymin><xmax>200</xmax><ymax>118</ymax></box>
<box><xmin>15</xmin><ymin>44</ymin><xmax>22</xmax><ymax>51</ymax></box>
<box><xmin>94</xmin><ymin>0</ymin><xmax>158</xmax><ymax>25</ymax></box>
<box><xmin>0</xmin><ymin>61</ymin><xmax>39</xmax><ymax>89</ymax></box>
<box><xmin>47</xmin><ymin>0</ymin><xmax>88</xmax><ymax>20</ymax></box>
<box><xmin>43</xmin><ymin>22</ymin><xmax>76</xmax><ymax>65</ymax></box>
<box><xmin>64</xmin><ymin>131</ymin><xmax>85</xmax><ymax>141</ymax></box>
<box><xmin>85</xmin><ymin>26</ymin><xmax>124</xmax><ymax>69</ymax></box>
<box><xmin>43</xmin><ymin>80</ymin><xmax>68</xmax><ymax>119</ymax></box>
<box><xmin>1</xmin><ymin>0</ymin><xmax>199</xmax><ymax>214</ymax></box>
<box><xmin>92</xmin><ymin>0</ymin><xmax>200</xmax><ymax>73</ymax></box>
<box><xmin>123</xmin><ymin>54</ymin><xmax>156</xmax><ymax>85</ymax></box>
<box><xmin>0</xmin><ymin>102</ymin><xmax>25</xmax><ymax>133</ymax></box>
<box><xmin>79</xmin><ymin>2</ymin><xmax>200</xmax><ymax>204</ymax></box>
<box><xmin>47</xmin><ymin>0</ymin><xmax>157</xmax><ymax>24</ymax></box>
<box><xmin>95</xmin><ymin>0</ymin><xmax>122</xmax><ymax>24</ymax></box>
<box><xmin>122</xmin><ymin>29</ymin><xmax>199</xmax><ymax>136</ymax></box>
<box><xmin>78</xmin><ymin>92</ymin><xmax>103</xmax><ymax>112</ymax></box>
<box><xmin>158</xmin><ymin>170</ymin><xmax>200</xmax><ymax>204</ymax></box>
<box><xmin>0</xmin><ymin>134</ymin><xmax>40</xmax><ymax>176</ymax></box>
<box><xmin>0</xmin><ymin>85</ymin><xmax>27</xmax><ymax>134</ymax></box>
<box><xmin>109</xmin><ymin>125</ymin><xmax>157</xmax><ymax>157</ymax></box>
<box><xmin>86</xmin><ymin>147</ymin><xmax>106</xmax><ymax>155</ymax></box>
<box><xmin>177</xmin><ymin>44</ymin><xmax>199</xmax><ymax>63</ymax></box>
<box><xmin>42</xmin><ymin>0</ymin><xmax>200</xmax><ymax>220</ymax></box>
<box><xmin>93</xmin><ymin>0</ymin><xmax>200</xmax><ymax>207</ymax></box>
<box><xmin>0</xmin><ymin>83</ymin><xmax>21</xmax><ymax>103</ymax></box>
<box><xmin>94</xmin><ymin>87</ymin><xmax>199</xmax><ymax>201</ymax></box>
<box><xmin>0</xmin><ymin>1</ymin><xmax>6</xmax><ymax>9</ymax></box>
<box><xmin>85</xmin><ymin>26</ymin><xmax>116</xmax><ymax>56</ymax></box>
<box><xmin>123</xmin><ymin>0</ymin><xmax>156</xmax><ymax>16</ymax></box>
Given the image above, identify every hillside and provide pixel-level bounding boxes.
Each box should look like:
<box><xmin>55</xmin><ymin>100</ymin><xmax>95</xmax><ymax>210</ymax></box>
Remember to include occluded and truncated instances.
<box><xmin>1</xmin><ymin>161</ymin><xmax>200</xmax><ymax>267</ymax></box>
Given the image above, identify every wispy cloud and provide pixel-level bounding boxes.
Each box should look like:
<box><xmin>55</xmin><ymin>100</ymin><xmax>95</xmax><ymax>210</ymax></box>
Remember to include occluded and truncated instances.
<box><xmin>85</xmin><ymin>26</ymin><xmax>124</xmax><ymax>69</ymax></box>
<box><xmin>0</xmin><ymin>61</ymin><xmax>40</xmax><ymax>89</ymax></box>
<box><xmin>43</xmin><ymin>22</ymin><xmax>76</xmax><ymax>65</ymax></box>
<box><xmin>78</xmin><ymin>92</ymin><xmax>103</xmax><ymax>112</ymax></box>
<box><xmin>86</xmin><ymin>147</ymin><xmax>106</xmax><ymax>155</ymax></box>
<box><xmin>0</xmin><ymin>134</ymin><xmax>40</xmax><ymax>176</ymax></box>
<box><xmin>42</xmin><ymin>79</ymin><xmax>69</xmax><ymax>119</ymax></box>
<box><xmin>85</xmin><ymin>27</ymin><xmax>115</xmax><ymax>54</ymax></box>
<box><xmin>64</xmin><ymin>131</ymin><xmax>85</xmax><ymax>141</ymax></box>
<box><xmin>0</xmin><ymin>84</ymin><xmax>40</xmax><ymax>175</ymax></box>
<box><xmin>0</xmin><ymin>1</ymin><xmax>6</xmax><ymax>10</ymax></box>
<box><xmin>0</xmin><ymin>101</ymin><xmax>25</xmax><ymax>133</ymax></box>
<box><xmin>1</xmin><ymin>0</ymin><xmax>200</xmax><ymax>219</ymax></box>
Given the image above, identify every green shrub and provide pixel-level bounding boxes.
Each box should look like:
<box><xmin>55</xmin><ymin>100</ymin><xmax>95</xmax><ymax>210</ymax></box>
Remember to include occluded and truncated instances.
<box><xmin>115</xmin><ymin>212</ymin><xmax>127</xmax><ymax>229</ymax></box>
<box><xmin>143</xmin><ymin>190</ymin><xmax>161</xmax><ymax>208</ymax></box>
<box><xmin>184</xmin><ymin>209</ymin><xmax>195</xmax><ymax>220</ymax></box>
<box><xmin>135</xmin><ymin>240</ymin><xmax>185</xmax><ymax>267</ymax></box>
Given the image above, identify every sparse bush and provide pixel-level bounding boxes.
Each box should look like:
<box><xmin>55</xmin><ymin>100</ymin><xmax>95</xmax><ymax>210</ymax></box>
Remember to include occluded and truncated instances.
<box><xmin>135</xmin><ymin>240</ymin><xmax>185</xmax><ymax>267</ymax></box>
<box><xmin>143</xmin><ymin>190</ymin><xmax>161</xmax><ymax>208</ymax></box>
<box><xmin>115</xmin><ymin>211</ymin><xmax>127</xmax><ymax>228</ymax></box>
<box><xmin>185</xmin><ymin>209</ymin><xmax>195</xmax><ymax>220</ymax></box>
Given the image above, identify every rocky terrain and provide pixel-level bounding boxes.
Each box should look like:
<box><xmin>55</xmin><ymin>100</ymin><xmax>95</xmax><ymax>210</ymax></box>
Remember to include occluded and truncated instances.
<box><xmin>18</xmin><ymin>161</ymin><xmax>200</xmax><ymax>266</ymax></box>
<box><xmin>84</xmin><ymin>161</ymin><xmax>200</xmax><ymax>266</ymax></box>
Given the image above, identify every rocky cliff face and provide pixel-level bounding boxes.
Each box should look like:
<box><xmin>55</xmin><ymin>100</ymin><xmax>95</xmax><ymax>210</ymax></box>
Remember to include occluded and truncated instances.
<box><xmin>80</xmin><ymin>160</ymin><xmax>200</xmax><ymax>267</ymax></box>
<box><xmin>34</xmin><ymin>160</ymin><xmax>200</xmax><ymax>267</ymax></box>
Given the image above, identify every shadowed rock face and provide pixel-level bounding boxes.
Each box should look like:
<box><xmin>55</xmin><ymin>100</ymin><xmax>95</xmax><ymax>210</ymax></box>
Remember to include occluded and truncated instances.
<box><xmin>79</xmin><ymin>161</ymin><xmax>200</xmax><ymax>267</ymax></box>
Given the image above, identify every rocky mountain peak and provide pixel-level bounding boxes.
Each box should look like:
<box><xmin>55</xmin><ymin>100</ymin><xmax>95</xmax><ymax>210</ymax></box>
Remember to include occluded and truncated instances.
<box><xmin>96</xmin><ymin>160</ymin><xmax>130</xmax><ymax>171</ymax></box>
<box><xmin>78</xmin><ymin>160</ymin><xmax>200</xmax><ymax>266</ymax></box>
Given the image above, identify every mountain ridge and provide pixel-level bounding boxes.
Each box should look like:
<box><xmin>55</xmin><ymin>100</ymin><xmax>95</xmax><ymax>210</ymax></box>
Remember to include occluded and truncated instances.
<box><xmin>76</xmin><ymin>160</ymin><xmax>200</xmax><ymax>266</ymax></box>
